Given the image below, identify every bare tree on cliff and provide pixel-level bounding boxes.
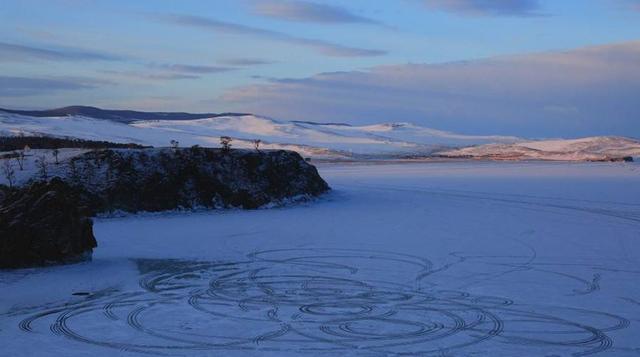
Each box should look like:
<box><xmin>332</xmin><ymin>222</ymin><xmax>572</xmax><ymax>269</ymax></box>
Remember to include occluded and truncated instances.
<box><xmin>14</xmin><ymin>150</ymin><xmax>25</xmax><ymax>170</ymax></box>
<box><xmin>253</xmin><ymin>139</ymin><xmax>261</xmax><ymax>152</ymax></box>
<box><xmin>170</xmin><ymin>140</ymin><xmax>179</xmax><ymax>150</ymax></box>
<box><xmin>68</xmin><ymin>159</ymin><xmax>81</xmax><ymax>185</ymax></box>
<box><xmin>35</xmin><ymin>154</ymin><xmax>48</xmax><ymax>179</ymax></box>
<box><xmin>52</xmin><ymin>148</ymin><xmax>60</xmax><ymax>165</ymax></box>
<box><xmin>220</xmin><ymin>136</ymin><xmax>232</xmax><ymax>152</ymax></box>
<box><xmin>2</xmin><ymin>160</ymin><xmax>16</xmax><ymax>187</ymax></box>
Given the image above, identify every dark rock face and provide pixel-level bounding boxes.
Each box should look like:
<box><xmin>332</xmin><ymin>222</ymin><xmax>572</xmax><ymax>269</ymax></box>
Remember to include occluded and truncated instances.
<box><xmin>68</xmin><ymin>148</ymin><xmax>330</xmax><ymax>212</ymax></box>
<box><xmin>0</xmin><ymin>148</ymin><xmax>329</xmax><ymax>269</ymax></box>
<box><xmin>0</xmin><ymin>178</ymin><xmax>97</xmax><ymax>269</ymax></box>
<box><xmin>0</xmin><ymin>185</ymin><xmax>8</xmax><ymax>206</ymax></box>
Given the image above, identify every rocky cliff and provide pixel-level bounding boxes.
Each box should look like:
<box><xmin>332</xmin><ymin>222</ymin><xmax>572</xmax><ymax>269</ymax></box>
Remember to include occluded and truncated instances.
<box><xmin>67</xmin><ymin>147</ymin><xmax>329</xmax><ymax>213</ymax></box>
<box><xmin>0</xmin><ymin>148</ymin><xmax>330</xmax><ymax>268</ymax></box>
<box><xmin>0</xmin><ymin>178</ymin><xmax>97</xmax><ymax>269</ymax></box>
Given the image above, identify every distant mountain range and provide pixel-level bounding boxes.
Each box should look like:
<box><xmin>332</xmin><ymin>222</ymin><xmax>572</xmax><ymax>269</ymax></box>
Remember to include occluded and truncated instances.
<box><xmin>0</xmin><ymin>106</ymin><xmax>248</xmax><ymax>123</ymax></box>
<box><xmin>1</xmin><ymin>106</ymin><xmax>638</xmax><ymax>161</ymax></box>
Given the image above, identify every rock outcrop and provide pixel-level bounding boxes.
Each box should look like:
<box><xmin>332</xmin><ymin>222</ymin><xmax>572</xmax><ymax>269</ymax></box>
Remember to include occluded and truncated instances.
<box><xmin>0</xmin><ymin>148</ymin><xmax>329</xmax><ymax>268</ymax></box>
<box><xmin>0</xmin><ymin>178</ymin><xmax>97</xmax><ymax>269</ymax></box>
<box><xmin>67</xmin><ymin>148</ymin><xmax>330</xmax><ymax>213</ymax></box>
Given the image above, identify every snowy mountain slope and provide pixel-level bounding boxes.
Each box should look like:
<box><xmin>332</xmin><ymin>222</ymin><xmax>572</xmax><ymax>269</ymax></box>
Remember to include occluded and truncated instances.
<box><xmin>1</xmin><ymin>110</ymin><xmax>638</xmax><ymax>161</ymax></box>
<box><xmin>321</xmin><ymin>122</ymin><xmax>521</xmax><ymax>146</ymax></box>
<box><xmin>133</xmin><ymin>116</ymin><xmax>516</xmax><ymax>151</ymax></box>
<box><xmin>0</xmin><ymin>111</ymin><xmax>519</xmax><ymax>158</ymax></box>
<box><xmin>0</xmin><ymin>106</ymin><xmax>247</xmax><ymax>123</ymax></box>
<box><xmin>437</xmin><ymin>136</ymin><xmax>640</xmax><ymax>161</ymax></box>
<box><xmin>0</xmin><ymin>112</ymin><xmax>351</xmax><ymax>159</ymax></box>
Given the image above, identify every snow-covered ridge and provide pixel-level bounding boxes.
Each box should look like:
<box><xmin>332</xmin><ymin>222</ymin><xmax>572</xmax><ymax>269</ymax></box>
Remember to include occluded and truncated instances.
<box><xmin>1</xmin><ymin>110</ymin><xmax>638</xmax><ymax>161</ymax></box>
<box><xmin>438</xmin><ymin>136</ymin><xmax>640</xmax><ymax>161</ymax></box>
<box><xmin>0</xmin><ymin>111</ymin><xmax>518</xmax><ymax>158</ymax></box>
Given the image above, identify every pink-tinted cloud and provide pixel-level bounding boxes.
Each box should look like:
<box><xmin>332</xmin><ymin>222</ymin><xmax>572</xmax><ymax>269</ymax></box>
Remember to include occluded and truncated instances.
<box><xmin>0</xmin><ymin>42</ymin><xmax>125</xmax><ymax>62</ymax></box>
<box><xmin>156</xmin><ymin>14</ymin><xmax>387</xmax><ymax>57</ymax></box>
<box><xmin>422</xmin><ymin>0</ymin><xmax>543</xmax><ymax>17</ymax></box>
<box><xmin>0</xmin><ymin>76</ymin><xmax>111</xmax><ymax>97</ymax></box>
<box><xmin>252</xmin><ymin>0</ymin><xmax>380</xmax><ymax>24</ymax></box>
<box><xmin>218</xmin><ymin>41</ymin><xmax>640</xmax><ymax>137</ymax></box>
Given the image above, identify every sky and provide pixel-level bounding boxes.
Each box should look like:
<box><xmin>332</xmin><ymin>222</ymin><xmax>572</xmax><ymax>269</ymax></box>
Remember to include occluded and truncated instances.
<box><xmin>1</xmin><ymin>0</ymin><xmax>639</xmax><ymax>138</ymax></box>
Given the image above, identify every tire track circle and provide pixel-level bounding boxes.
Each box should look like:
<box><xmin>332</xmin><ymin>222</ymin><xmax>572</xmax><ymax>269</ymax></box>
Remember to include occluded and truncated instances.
<box><xmin>13</xmin><ymin>248</ymin><xmax>628</xmax><ymax>355</ymax></box>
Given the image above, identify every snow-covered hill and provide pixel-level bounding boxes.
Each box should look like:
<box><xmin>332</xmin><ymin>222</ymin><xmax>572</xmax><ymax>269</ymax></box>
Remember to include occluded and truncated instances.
<box><xmin>0</xmin><ymin>106</ymin><xmax>247</xmax><ymax>123</ymax></box>
<box><xmin>1</xmin><ymin>109</ymin><xmax>638</xmax><ymax>161</ymax></box>
<box><xmin>438</xmin><ymin>136</ymin><xmax>640</xmax><ymax>161</ymax></box>
<box><xmin>0</xmin><ymin>111</ymin><xmax>519</xmax><ymax>159</ymax></box>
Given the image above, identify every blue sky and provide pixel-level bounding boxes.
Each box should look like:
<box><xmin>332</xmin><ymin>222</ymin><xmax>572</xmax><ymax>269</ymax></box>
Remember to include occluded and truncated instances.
<box><xmin>1</xmin><ymin>0</ymin><xmax>639</xmax><ymax>137</ymax></box>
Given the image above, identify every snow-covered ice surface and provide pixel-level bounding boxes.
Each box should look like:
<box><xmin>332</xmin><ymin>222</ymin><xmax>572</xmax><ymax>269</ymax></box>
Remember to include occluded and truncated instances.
<box><xmin>2</xmin><ymin>161</ymin><xmax>640</xmax><ymax>356</ymax></box>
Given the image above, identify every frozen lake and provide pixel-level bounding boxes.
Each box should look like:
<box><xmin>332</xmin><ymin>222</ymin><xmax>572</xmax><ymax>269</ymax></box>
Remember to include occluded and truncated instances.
<box><xmin>2</xmin><ymin>161</ymin><xmax>640</xmax><ymax>356</ymax></box>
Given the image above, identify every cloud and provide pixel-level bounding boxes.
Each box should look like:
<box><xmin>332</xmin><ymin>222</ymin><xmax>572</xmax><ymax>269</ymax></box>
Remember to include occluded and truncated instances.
<box><xmin>15</xmin><ymin>27</ymin><xmax>59</xmax><ymax>41</ymax></box>
<box><xmin>220</xmin><ymin>58</ymin><xmax>275</xmax><ymax>66</ymax></box>
<box><xmin>0</xmin><ymin>76</ymin><xmax>108</xmax><ymax>97</ymax></box>
<box><xmin>218</xmin><ymin>41</ymin><xmax>640</xmax><ymax>137</ymax></box>
<box><xmin>149</xmin><ymin>63</ymin><xmax>236</xmax><ymax>74</ymax></box>
<box><xmin>99</xmin><ymin>70</ymin><xmax>200</xmax><ymax>81</ymax></box>
<box><xmin>422</xmin><ymin>0</ymin><xmax>543</xmax><ymax>17</ymax></box>
<box><xmin>99</xmin><ymin>62</ymin><xmax>238</xmax><ymax>82</ymax></box>
<box><xmin>624</xmin><ymin>0</ymin><xmax>640</xmax><ymax>11</ymax></box>
<box><xmin>0</xmin><ymin>42</ymin><xmax>124</xmax><ymax>62</ymax></box>
<box><xmin>251</xmin><ymin>0</ymin><xmax>379</xmax><ymax>24</ymax></box>
<box><xmin>155</xmin><ymin>14</ymin><xmax>386</xmax><ymax>57</ymax></box>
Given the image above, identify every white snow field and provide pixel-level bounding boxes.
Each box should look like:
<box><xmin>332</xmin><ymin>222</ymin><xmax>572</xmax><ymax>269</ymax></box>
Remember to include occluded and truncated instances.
<box><xmin>0</xmin><ymin>112</ymin><xmax>520</xmax><ymax>159</ymax></box>
<box><xmin>439</xmin><ymin>137</ymin><xmax>640</xmax><ymax>161</ymax></box>
<box><xmin>5</xmin><ymin>111</ymin><xmax>640</xmax><ymax>161</ymax></box>
<box><xmin>2</xmin><ymin>161</ymin><xmax>640</xmax><ymax>356</ymax></box>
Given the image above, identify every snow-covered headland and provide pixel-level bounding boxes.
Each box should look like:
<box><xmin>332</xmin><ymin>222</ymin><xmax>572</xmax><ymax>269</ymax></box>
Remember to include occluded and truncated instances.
<box><xmin>0</xmin><ymin>146</ymin><xmax>329</xmax><ymax>268</ymax></box>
